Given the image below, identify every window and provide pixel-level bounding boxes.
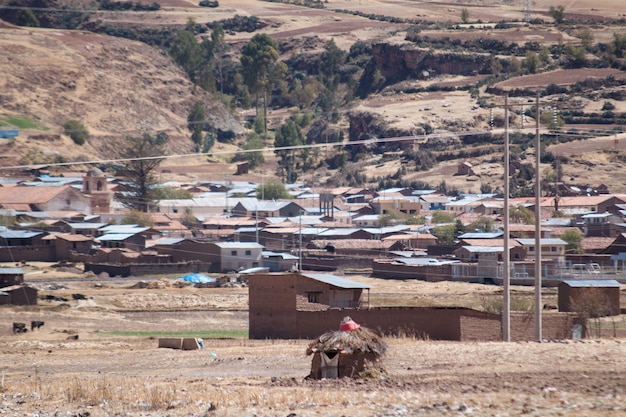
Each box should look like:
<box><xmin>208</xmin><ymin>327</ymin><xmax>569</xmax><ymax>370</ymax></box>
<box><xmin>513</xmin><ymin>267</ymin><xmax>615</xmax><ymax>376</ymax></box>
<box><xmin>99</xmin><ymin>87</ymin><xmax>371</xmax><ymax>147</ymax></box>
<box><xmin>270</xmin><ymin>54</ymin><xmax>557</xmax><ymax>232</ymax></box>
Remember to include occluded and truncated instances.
<box><xmin>551</xmin><ymin>246</ymin><xmax>557</xmax><ymax>252</ymax></box>
<box><xmin>96</xmin><ymin>181</ymin><xmax>102</xmax><ymax>191</ymax></box>
<box><xmin>307</xmin><ymin>292</ymin><xmax>321</xmax><ymax>303</ymax></box>
<box><xmin>231</xmin><ymin>250</ymin><xmax>237</xmax><ymax>256</ymax></box>
<box><xmin>245</xmin><ymin>250</ymin><xmax>251</xmax><ymax>256</ymax></box>
<box><xmin>529</xmin><ymin>246</ymin><xmax>535</xmax><ymax>253</ymax></box>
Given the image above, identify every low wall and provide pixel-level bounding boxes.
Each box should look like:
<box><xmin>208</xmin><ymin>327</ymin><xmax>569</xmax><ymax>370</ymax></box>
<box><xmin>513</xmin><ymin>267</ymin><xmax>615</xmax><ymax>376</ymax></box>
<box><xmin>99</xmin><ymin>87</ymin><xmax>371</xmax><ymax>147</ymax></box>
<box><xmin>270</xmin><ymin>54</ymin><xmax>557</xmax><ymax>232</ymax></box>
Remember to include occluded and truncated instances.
<box><xmin>0</xmin><ymin>246</ymin><xmax>55</xmax><ymax>262</ymax></box>
<box><xmin>250</xmin><ymin>307</ymin><xmax>575</xmax><ymax>342</ymax></box>
<box><xmin>84</xmin><ymin>262</ymin><xmax>211</xmax><ymax>277</ymax></box>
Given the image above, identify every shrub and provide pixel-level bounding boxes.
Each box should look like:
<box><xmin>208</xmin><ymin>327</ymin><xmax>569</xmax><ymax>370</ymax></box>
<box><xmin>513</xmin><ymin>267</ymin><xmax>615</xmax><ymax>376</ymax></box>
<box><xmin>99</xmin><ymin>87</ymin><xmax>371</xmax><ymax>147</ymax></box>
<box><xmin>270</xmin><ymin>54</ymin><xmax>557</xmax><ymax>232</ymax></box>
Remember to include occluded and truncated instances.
<box><xmin>63</xmin><ymin>120</ymin><xmax>89</xmax><ymax>145</ymax></box>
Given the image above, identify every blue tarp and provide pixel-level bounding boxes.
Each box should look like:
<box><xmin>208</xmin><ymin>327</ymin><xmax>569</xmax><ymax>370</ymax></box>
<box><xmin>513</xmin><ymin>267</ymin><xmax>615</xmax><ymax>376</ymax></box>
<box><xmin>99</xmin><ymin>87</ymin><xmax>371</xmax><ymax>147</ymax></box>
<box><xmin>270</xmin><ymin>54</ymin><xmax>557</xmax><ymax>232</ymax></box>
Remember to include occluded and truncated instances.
<box><xmin>181</xmin><ymin>273</ymin><xmax>214</xmax><ymax>284</ymax></box>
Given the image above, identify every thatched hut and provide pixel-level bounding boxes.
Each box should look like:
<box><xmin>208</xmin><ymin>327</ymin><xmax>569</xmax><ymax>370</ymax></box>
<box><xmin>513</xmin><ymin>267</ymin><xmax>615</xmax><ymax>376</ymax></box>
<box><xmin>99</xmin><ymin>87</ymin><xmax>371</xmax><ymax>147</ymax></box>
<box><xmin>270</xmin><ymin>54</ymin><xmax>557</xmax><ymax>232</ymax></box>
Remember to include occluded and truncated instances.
<box><xmin>306</xmin><ymin>317</ymin><xmax>387</xmax><ymax>379</ymax></box>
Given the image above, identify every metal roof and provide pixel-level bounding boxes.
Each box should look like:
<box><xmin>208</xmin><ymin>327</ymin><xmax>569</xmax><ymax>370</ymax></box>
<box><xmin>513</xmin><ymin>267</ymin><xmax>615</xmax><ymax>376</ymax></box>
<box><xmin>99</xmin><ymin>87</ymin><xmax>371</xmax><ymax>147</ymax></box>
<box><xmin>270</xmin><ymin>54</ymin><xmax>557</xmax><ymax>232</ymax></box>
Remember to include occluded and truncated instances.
<box><xmin>561</xmin><ymin>280</ymin><xmax>622</xmax><ymax>288</ymax></box>
<box><xmin>516</xmin><ymin>238</ymin><xmax>567</xmax><ymax>246</ymax></box>
<box><xmin>68</xmin><ymin>222</ymin><xmax>108</xmax><ymax>229</ymax></box>
<box><xmin>395</xmin><ymin>258</ymin><xmax>459</xmax><ymax>266</ymax></box>
<box><xmin>0</xmin><ymin>268</ymin><xmax>24</xmax><ymax>274</ymax></box>
<box><xmin>0</xmin><ymin>230</ymin><xmax>43</xmax><ymax>239</ymax></box>
<box><xmin>458</xmin><ymin>231</ymin><xmax>504</xmax><ymax>239</ymax></box>
<box><xmin>96</xmin><ymin>233</ymin><xmax>136</xmax><ymax>241</ymax></box>
<box><xmin>301</xmin><ymin>273</ymin><xmax>371</xmax><ymax>289</ymax></box>
<box><xmin>213</xmin><ymin>242</ymin><xmax>264</xmax><ymax>249</ymax></box>
<box><xmin>152</xmin><ymin>237</ymin><xmax>186</xmax><ymax>245</ymax></box>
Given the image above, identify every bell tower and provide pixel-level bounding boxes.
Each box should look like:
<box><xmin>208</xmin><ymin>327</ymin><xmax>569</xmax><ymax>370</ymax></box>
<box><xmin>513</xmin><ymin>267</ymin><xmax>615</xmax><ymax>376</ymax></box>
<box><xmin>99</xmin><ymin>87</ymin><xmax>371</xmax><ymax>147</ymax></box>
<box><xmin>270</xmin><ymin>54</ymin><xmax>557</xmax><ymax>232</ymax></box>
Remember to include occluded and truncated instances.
<box><xmin>82</xmin><ymin>167</ymin><xmax>111</xmax><ymax>214</ymax></box>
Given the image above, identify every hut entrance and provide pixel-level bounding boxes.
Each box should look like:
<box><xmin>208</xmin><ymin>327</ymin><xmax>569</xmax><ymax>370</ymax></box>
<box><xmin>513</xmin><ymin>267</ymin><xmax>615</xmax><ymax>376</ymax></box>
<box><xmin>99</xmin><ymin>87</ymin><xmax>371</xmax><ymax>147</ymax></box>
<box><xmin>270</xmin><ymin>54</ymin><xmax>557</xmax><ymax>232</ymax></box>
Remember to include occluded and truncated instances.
<box><xmin>320</xmin><ymin>352</ymin><xmax>339</xmax><ymax>379</ymax></box>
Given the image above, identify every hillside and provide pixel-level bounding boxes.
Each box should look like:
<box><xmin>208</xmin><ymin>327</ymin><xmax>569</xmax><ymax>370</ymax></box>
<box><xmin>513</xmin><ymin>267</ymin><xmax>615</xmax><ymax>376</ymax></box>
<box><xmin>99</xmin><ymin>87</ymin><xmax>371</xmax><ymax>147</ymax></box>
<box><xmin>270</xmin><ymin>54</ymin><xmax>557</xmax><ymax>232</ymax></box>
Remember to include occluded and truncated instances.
<box><xmin>1</xmin><ymin>0</ymin><xmax>626</xmax><ymax>193</ymax></box>
<box><xmin>0</xmin><ymin>23</ymin><xmax>241</xmax><ymax>168</ymax></box>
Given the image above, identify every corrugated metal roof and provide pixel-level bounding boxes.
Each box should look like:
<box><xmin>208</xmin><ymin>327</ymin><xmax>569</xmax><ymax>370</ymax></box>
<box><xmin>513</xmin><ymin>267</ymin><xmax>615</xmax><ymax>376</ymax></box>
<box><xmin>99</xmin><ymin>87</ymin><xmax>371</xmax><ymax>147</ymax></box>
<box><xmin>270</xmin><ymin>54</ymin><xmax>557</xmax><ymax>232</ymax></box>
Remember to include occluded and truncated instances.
<box><xmin>561</xmin><ymin>280</ymin><xmax>622</xmax><ymax>288</ymax></box>
<box><xmin>458</xmin><ymin>231</ymin><xmax>504</xmax><ymax>239</ymax></box>
<box><xmin>214</xmin><ymin>242</ymin><xmax>264</xmax><ymax>249</ymax></box>
<box><xmin>301</xmin><ymin>273</ymin><xmax>371</xmax><ymax>289</ymax></box>
<box><xmin>68</xmin><ymin>222</ymin><xmax>108</xmax><ymax>229</ymax></box>
<box><xmin>96</xmin><ymin>233</ymin><xmax>136</xmax><ymax>241</ymax></box>
<box><xmin>0</xmin><ymin>230</ymin><xmax>43</xmax><ymax>239</ymax></box>
<box><xmin>395</xmin><ymin>258</ymin><xmax>459</xmax><ymax>266</ymax></box>
<box><xmin>516</xmin><ymin>238</ymin><xmax>567</xmax><ymax>246</ymax></box>
<box><xmin>152</xmin><ymin>237</ymin><xmax>186</xmax><ymax>245</ymax></box>
<box><xmin>0</xmin><ymin>268</ymin><xmax>24</xmax><ymax>274</ymax></box>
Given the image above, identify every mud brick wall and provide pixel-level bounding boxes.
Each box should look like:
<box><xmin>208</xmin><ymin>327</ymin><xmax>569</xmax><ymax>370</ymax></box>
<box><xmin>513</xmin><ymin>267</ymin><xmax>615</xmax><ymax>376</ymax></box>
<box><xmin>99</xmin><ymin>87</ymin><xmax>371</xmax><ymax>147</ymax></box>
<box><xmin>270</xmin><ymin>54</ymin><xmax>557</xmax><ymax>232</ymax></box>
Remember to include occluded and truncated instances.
<box><xmin>293</xmin><ymin>307</ymin><xmax>465</xmax><ymax>340</ymax></box>
<box><xmin>248</xmin><ymin>274</ymin><xmax>297</xmax><ymax>339</ymax></box>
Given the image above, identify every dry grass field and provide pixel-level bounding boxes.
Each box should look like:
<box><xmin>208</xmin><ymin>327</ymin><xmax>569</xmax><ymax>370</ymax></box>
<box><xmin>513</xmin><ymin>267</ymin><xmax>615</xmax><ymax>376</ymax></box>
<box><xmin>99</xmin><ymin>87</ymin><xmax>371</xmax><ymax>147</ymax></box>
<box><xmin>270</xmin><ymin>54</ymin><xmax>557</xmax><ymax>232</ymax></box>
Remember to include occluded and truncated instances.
<box><xmin>1</xmin><ymin>264</ymin><xmax>626</xmax><ymax>416</ymax></box>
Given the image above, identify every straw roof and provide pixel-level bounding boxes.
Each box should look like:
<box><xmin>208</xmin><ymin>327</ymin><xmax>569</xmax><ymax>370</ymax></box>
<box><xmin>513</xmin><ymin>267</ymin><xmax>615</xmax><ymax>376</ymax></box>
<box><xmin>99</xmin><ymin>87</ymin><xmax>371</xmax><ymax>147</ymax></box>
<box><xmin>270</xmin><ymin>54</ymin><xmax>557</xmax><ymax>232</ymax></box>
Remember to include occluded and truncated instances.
<box><xmin>306</xmin><ymin>327</ymin><xmax>388</xmax><ymax>356</ymax></box>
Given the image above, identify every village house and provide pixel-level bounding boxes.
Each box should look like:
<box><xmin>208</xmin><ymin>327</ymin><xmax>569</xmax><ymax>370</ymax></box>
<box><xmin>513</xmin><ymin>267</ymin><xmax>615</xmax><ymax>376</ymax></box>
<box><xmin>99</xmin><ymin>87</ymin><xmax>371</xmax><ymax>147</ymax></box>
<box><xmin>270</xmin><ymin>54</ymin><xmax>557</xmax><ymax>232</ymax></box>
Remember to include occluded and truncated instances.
<box><xmin>369</xmin><ymin>196</ymin><xmax>421</xmax><ymax>216</ymax></box>
<box><xmin>0</xmin><ymin>185</ymin><xmax>92</xmax><ymax>213</ymax></box>
<box><xmin>516</xmin><ymin>238</ymin><xmax>568</xmax><ymax>266</ymax></box>
<box><xmin>211</xmin><ymin>242</ymin><xmax>263</xmax><ymax>272</ymax></box>
<box><xmin>558</xmin><ymin>280</ymin><xmax>622</xmax><ymax>317</ymax></box>
<box><xmin>96</xmin><ymin>225</ymin><xmax>161</xmax><ymax>252</ymax></box>
<box><xmin>538</xmin><ymin>195</ymin><xmax>626</xmax><ymax>216</ymax></box>
<box><xmin>419</xmin><ymin>194</ymin><xmax>450</xmax><ymax>211</ymax></box>
<box><xmin>0</xmin><ymin>267</ymin><xmax>37</xmax><ymax>306</ymax></box>
<box><xmin>0</xmin><ymin>230</ymin><xmax>54</xmax><ymax>262</ymax></box>
<box><xmin>42</xmin><ymin>233</ymin><xmax>94</xmax><ymax>260</ymax></box>
<box><xmin>580</xmin><ymin>212</ymin><xmax>625</xmax><ymax>237</ymax></box>
<box><xmin>230</xmin><ymin>200</ymin><xmax>305</xmax><ymax>218</ymax></box>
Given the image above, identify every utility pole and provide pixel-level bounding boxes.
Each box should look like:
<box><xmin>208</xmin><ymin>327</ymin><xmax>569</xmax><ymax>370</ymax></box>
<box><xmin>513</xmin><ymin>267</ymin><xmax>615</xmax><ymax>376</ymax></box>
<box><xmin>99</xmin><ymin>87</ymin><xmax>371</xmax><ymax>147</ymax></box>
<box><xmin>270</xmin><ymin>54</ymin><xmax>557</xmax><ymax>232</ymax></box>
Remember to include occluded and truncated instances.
<box><xmin>298</xmin><ymin>211</ymin><xmax>303</xmax><ymax>272</ymax></box>
<box><xmin>503</xmin><ymin>95</ymin><xmax>511</xmax><ymax>342</ymax></box>
<box><xmin>534</xmin><ymin>92</ymin><xmax>543</xmax><ymax>341</ymax></box>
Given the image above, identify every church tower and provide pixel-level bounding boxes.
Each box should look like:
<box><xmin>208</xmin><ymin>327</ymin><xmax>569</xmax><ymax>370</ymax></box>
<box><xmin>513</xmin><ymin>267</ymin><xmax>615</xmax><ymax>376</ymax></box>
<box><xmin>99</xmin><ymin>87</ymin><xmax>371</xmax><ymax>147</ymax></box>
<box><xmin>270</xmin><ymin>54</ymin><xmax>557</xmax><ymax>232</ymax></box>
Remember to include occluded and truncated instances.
<box><xmin>82</xmin><ymin>167</ymin><xmax>111</xmax><ymax>214</ymax></box>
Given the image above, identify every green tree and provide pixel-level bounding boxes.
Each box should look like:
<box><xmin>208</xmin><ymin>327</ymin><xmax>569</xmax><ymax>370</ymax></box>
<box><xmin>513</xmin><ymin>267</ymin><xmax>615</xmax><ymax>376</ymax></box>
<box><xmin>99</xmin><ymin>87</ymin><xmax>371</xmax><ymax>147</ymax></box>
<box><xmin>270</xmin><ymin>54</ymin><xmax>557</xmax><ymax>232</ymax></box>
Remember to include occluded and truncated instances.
<box><xmin>319</xmin><ymin>39</ymin><xmax>344</xmax><ymax>89</ymax></box>
<box><xmin>613</xmin><ymin>33</ymin><xmax>626</xmax><ymax>58</ymax></box>
<box><xmin>187</xmin><ymin>102</ymin><xmax>206</xmax><ymax>151</ymax></box>
<box><xmin>561</xmin><ymin>229</ymin><xmax>583</xmax><ymax>254</ymax></box>
<box><xmin>578</xmin><ymin>29</ymin><xmax>594</xmax><ymax>50</ymax></box>
<box><xmin>17</xmin><ymin>8</ymin><xmax>39</xmax><ymax>27</ymax></box>
<box><xmin>274</xmin><ymin>119</ymin><xmax>305</xmax><ymax>183</ymax></box>
<box><xmin>509</xmin><ymin>56</ymin><xmax>522</xmax><ymax>74</ymax></box>
<box><xmin>431</xmin><ymin>210</ymin><xmax>455</xmax><ymax>224</ymax></box>
<box><xmin>432</xmin><ymin>224</ymin><xmax>456</xmax><ymax>244</ymax></box>
<box><xmin>460</xmin><ymin>8</ymin><xmax>469</xmax><ymax>23</ymax></box>
<box><xmin>257</xmin><ymin>178</ymin><xmax>289</xmax><ymax>200</ymax></box>
<box><xmin>63</xmin><ymin>120</ymin><xmax>89</xmax><ymax>145</ymax></box>
<box><xmin>152</xmin><ymin>187</ymin><xmax>193</xmax><ymax>200</ymax></box>
<box><xmin>181</xmin><ymin>207</ymin><xmax>197</xmax><ymax>228</ymax></box>
<box><xmin>467</xmin><ymin>217</ymin><xmax>494</xmax><ymax>232</ymax></box>
<box><xmin>169</xmin><ymin>31</ymin><xmax>201</xmax><ymax>82</ymax></box>
<box><xmin>240</xmin><ymin>34</ymin><xmax>285</xmax><ymax>134</ymax></box>
<box><xmin>238</xmin><ymin>132</ymin><xmax>265</xmax><ymax>169</ymax></box>
<box><xmin>113</xmin><ymin>133</ymin><xmax>169</xmax><ymax>212</ymax></box>
<box><xmin>524</xmin><ymin>51</ymin><xmax>540</xmax><ymax>74</ymax></box>
<box><xmin>211</xmin><ymin>23</ymin><xmax>227</xmax><ymax>98</ymax></box>
<box><xmin>549</xmin><ymin>5</ymin><xmax>565</xmax><ymax>24</ymax></box>
<box><xmin>565</xmin><ymin>45</ymin><xmax>586</xmax><ymax>68</ymax></box>
<box><xmin>122</xmin><ymin>210</ymin><xmax>155</xmax><ymax>227</ymax></box>
<box><xmin>510</xmin><ymin>206</ymin><xmax>535</xmax><ymax>224</ymax></box>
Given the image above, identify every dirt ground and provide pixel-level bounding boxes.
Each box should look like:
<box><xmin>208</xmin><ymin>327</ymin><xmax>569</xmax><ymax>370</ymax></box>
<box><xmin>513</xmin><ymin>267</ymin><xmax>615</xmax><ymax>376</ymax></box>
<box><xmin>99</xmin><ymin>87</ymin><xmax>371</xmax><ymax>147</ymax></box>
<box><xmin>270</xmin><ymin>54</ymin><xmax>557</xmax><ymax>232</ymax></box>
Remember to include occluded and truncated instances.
<box><xmin>1</xmin><ymin>265</ymin><xmax>626</xmax><ymax>416</ymax></box>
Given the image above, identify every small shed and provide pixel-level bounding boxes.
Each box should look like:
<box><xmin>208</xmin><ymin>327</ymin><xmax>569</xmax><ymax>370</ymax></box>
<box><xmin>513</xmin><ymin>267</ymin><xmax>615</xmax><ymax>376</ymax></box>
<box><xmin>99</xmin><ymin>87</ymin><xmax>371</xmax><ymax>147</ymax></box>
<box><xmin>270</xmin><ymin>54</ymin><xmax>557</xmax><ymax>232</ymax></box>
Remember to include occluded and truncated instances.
<box><xmin>558</xmin><ymin>280</ymin><xmax>621</xmax><ymax>316</ymax></box>
<box><xmin>306</xmin><ymin>317</ymin><xmax>387</xmax><ymax>379</ymax></box>
<box><xmin>0</xmin><ymin>284</ymin><xmax>38</xmax><ymax>305</ymax></box>
<box><xmin>0</xmin><ymin>267</ymin><xmax>24</xmax><ymax>288</ymax></box>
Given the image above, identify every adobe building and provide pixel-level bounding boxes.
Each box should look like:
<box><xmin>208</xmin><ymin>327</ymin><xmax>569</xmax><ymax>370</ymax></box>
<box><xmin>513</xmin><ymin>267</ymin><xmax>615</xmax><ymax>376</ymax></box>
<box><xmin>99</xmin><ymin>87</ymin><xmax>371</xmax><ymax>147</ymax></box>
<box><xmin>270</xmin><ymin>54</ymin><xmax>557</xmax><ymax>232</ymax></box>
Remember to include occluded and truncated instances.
<box><xmin>0</xmin><ymin>268</ymin><xmax>37</xmax><ymax>306</ymax></box>
<box><xmin>248</xmin><ymin>272</ymin><xmax>575</xmax><ymax>341</ymax></box>
<box><xmin>558</xmin><ymin>280</ymin><xmax>622</xmax><ymax>316</ymax></box>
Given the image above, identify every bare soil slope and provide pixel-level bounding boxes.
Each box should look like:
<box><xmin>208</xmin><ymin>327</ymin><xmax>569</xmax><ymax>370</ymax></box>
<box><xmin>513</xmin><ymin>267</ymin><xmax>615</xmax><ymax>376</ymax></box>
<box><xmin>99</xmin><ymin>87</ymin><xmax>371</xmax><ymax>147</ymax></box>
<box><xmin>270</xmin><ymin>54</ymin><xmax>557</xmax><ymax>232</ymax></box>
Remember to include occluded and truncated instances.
<box><xmin>0</xmin><ymin>25</ymin><xmax>241</xmax><ymax>166</ymax></box>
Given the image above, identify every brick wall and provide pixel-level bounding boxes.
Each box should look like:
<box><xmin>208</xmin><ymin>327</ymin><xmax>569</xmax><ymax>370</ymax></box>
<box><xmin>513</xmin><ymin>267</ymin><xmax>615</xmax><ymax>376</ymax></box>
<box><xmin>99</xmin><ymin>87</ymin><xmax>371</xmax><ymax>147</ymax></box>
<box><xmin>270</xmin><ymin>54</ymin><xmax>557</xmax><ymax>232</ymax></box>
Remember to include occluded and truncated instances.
<box><xmin>0</xmin><ymin>246</ymin><xmax>55</xmax><ymax>262</ymax></box>
<box><xmin>248</xmin><ymin>274</ymin><xmax>297</xmax><ymax>339</ymax></box>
